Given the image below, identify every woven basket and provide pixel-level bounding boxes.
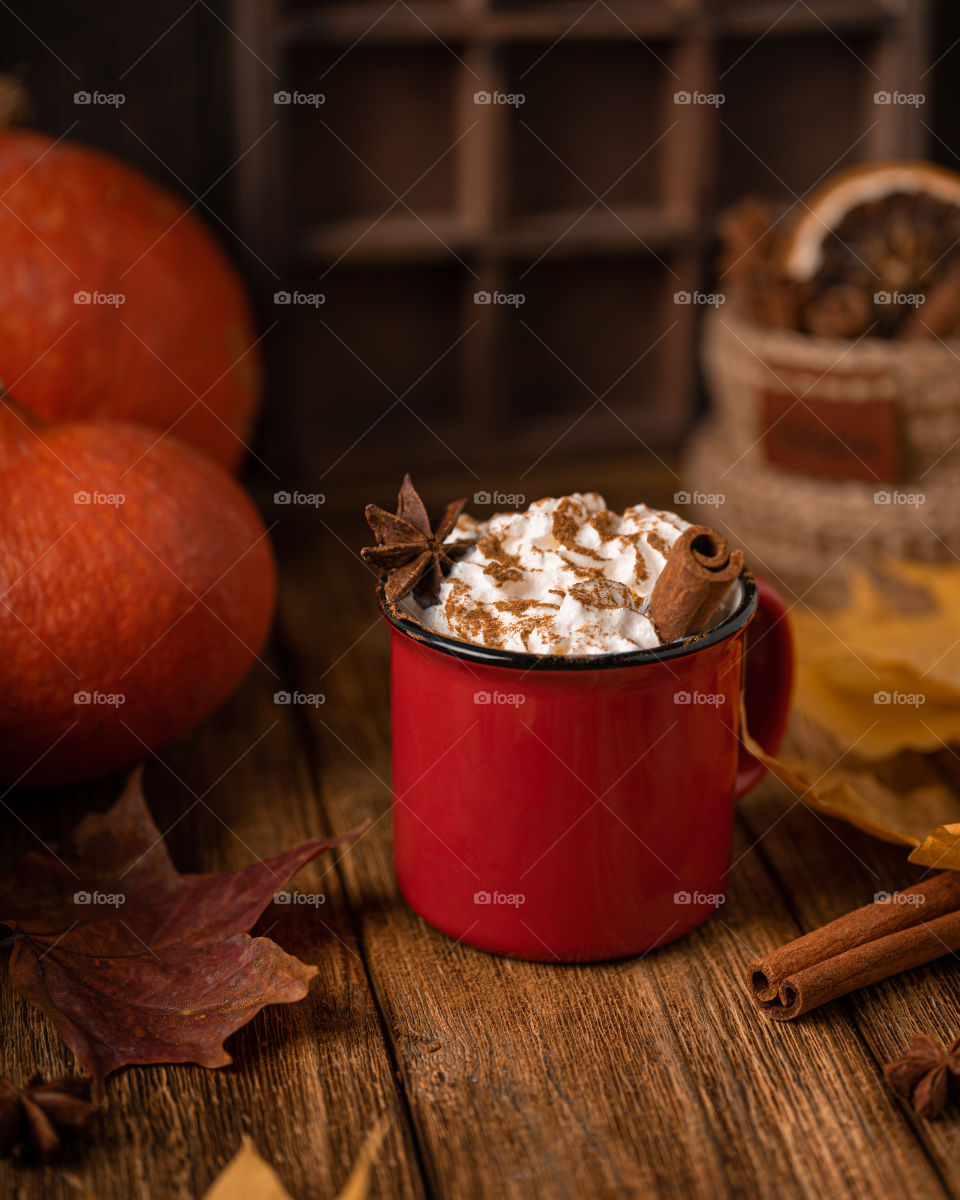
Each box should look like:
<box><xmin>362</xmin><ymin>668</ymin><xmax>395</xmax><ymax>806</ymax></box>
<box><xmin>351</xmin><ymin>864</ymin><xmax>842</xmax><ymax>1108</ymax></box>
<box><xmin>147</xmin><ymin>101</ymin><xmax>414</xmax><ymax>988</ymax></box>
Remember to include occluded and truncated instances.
<box><xmin>702</xmin><ymin>303</ymin><xmax>960</xmax><ymax>483</ymax></box>
<box><xmin>683</xmin><ymin>419</ymin><xmax>960</xmax><ymax>606</ymax></box>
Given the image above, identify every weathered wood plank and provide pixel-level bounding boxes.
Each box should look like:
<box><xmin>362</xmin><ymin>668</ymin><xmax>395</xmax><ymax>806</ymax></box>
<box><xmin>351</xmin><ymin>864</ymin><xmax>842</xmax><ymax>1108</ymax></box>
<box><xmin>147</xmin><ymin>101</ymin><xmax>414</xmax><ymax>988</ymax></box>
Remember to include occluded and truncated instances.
<box><xmin>274</xmin><ymin>509</ymin><xmax>947</xmax><ymax>1200</ymax></box>
<box><xmin>0</xmin><ymin>665</ymin><xmax>425</xmax><ymax>1200</ymax></box>
<box><xmin>5</xmin><ymin>483</ymin><xmax>957</xmax><ymax>1199</ymax></box>
<box><xmin>739</xmin><ymin>770</ymin><xmax>960</xmax><ymax>1195</ymax></box>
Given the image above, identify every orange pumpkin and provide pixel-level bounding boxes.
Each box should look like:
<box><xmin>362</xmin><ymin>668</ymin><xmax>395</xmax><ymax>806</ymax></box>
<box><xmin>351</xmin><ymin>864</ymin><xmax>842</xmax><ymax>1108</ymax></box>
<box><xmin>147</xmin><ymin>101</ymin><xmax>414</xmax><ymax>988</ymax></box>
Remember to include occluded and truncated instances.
<box><xmin>0</xmin><ymin>397</ymin><xmax>276</xmax><ymax>785</ymax></box>
<box><xmin>0</xmin><ymin>130</ymin><xmax>260</xmax><ymax>471</ymax></box>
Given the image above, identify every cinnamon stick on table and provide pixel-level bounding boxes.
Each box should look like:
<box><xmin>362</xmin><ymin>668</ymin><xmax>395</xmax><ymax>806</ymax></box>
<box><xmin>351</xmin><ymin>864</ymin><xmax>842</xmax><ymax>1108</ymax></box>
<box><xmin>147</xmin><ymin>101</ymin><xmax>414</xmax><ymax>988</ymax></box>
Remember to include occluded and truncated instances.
<box><xmin>649</xmin><ymin>525</ymin><xmax>744</xmax><ymax>643</ymax></box>
<box><xmin>747</xmin><ymin>872</ymin><xmax>960</xmax><ymax>1021</ymax></box>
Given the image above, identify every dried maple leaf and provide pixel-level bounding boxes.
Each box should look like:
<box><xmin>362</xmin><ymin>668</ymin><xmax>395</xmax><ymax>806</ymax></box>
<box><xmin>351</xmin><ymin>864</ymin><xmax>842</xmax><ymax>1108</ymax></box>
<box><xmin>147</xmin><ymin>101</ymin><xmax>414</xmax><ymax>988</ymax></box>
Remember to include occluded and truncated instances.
<box><xmin>0</xmin><ymin>768</ymin><xmax>364</xmax><ymax>1097</ymax></box>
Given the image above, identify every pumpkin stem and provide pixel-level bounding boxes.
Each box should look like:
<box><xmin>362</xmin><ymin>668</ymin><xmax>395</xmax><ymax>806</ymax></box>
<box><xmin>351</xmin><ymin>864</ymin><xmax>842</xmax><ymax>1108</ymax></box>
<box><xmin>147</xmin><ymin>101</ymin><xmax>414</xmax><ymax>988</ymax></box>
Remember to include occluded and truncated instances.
<box><xmin>0</xmin><ymin>75</ymin><xmax>30</xmax><ymax>128</ymax></box>
<box><xmin>0</xmin><ymin>392</ymin><xmax>48</xmax><ymax>468</ymax></box>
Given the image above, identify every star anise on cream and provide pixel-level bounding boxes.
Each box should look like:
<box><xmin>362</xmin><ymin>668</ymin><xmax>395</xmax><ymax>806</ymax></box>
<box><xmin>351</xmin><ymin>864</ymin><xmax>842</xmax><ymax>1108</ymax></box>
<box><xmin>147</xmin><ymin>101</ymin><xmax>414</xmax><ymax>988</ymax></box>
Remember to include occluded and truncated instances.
<box><xmin>884</xmin><ymin>1034</ymin><xmax>960</xmax><ymax>1119</ymax></box>
<box><xmin>0</xmin><ymin>1074</ymin><xmax>97</xmax><ymax>1157</ymax></box>
<box><xmin>362</xmin><ymin>474</ymin><xmax>471</xmax><ymax>606</ymax></box>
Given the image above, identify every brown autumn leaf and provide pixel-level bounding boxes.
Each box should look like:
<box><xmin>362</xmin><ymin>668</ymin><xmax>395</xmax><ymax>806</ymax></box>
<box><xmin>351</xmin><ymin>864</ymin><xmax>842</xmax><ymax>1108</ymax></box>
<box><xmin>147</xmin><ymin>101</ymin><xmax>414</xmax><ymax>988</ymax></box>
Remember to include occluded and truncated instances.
<box><xmin>0</xmin><ymin>768</ymin><xmax>364</xmax><ymax>1097</ymax></box>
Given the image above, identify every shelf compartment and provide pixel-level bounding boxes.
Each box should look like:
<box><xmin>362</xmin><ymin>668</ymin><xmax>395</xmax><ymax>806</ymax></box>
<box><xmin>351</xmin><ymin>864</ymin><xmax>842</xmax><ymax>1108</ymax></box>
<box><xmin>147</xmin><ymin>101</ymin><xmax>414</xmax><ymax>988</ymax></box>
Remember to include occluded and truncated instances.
<box><xmin>501</xmin><ymin>41</ymin><xmax>672</xmax><ymax>218</ymax></box>
<box><xmin>271</xmin><ymin>264</ymin><xmax>466</xmax><ymax>453</ymax></box>
<box><xmin>715</xmin><ymin>32</ymin><xmax>877</xmax><ymax>204</ymax></box>
<box><xmin>502</xmin><ymin>256</ymin><xmax>687</xmax><ymax>441</ymax></box>
<box><xmin>284</xmin><ymin>44</ymin><xmax>460</xmax><ymax>228</ymax></box>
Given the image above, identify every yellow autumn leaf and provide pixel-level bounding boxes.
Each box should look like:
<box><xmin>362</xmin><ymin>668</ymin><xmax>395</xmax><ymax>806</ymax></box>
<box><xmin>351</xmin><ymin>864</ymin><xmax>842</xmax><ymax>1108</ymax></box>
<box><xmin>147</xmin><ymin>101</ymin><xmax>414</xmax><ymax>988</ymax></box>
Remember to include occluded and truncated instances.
<box><xmin>202</xmin><ymin>1122</ymin><xmax>388</xmax><ymax>1200</ymax></box>
<box><xmin>741</xmin><ymin>555</ymin><xmax>960</xmax><ymax>861</ymax></box>
<box><xmin>335</xmin><ymin>1119</ymin><xmax>388</xmax><ymax>1200</ymax></box>
<box><xmin>740</xmin><ymin>700</ymin><xmax>960</xmax><ymax>858</ymax></box>
<box><xmin>910</xmin><ymin>824</ymin><xmax>960</xmax><ymax>872</ymax></box>
<box><xmin>795</xmin><ymin>660</ymin><xmax>960</xmax><ymax>759</ymax></box>
<box><xmin>791</xmin><ymin>559</ymin><xmax>960</xmax><ymax>758</ymax></box>
<box><xmin>796</xmin><ymin>560</ymin><xmax>960</xmax><ymax>682</ymax></box>
<box><xmin>203</xmin><ymin>1138</ymin><xmax>294</xmax><ymax>1200</ymax></box>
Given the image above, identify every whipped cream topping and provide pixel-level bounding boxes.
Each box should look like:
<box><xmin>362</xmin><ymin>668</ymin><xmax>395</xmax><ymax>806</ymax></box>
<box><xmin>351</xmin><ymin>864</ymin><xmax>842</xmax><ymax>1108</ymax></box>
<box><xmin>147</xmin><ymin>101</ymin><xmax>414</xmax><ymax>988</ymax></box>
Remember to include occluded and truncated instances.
<box><xmin>404</xmin><ymin>493</ymin><xmax>697</xmax><ymax>655</ymax></box>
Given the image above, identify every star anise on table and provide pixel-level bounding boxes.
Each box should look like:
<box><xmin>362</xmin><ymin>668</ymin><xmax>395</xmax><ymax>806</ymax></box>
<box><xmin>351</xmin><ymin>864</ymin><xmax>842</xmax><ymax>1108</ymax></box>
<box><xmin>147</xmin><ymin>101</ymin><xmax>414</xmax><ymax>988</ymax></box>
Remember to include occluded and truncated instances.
<box><xmin>362</xmin><ymin>474</ymin><xmax>471</xmax><ymax>606</ymax></box>
<box><xmin>884</xmin><ymin>1034</ymin><xmax>960</xmax><ymax>1119</ymax></box>
<box><xmin>0</xmin><ymin>1074</ymin><xmax>97</xmax><ymax>1157</ymax></box>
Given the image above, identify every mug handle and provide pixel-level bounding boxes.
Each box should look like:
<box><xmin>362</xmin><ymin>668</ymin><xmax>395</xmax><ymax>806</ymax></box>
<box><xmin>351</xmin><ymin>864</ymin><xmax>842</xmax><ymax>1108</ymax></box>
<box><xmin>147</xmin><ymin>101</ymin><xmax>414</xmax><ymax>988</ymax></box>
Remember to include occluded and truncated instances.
<box><xmin>735</xmin><ymin>575</ymin><xmax>794</xmax><ymax>798</ymax></box>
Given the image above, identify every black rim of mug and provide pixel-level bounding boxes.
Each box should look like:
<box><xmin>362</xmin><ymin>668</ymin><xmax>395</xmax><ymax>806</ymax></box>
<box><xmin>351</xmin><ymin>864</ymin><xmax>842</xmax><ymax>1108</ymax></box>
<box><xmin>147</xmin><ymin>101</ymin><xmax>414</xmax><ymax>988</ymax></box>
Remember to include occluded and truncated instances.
<box><xmin>378</xmin><ymin>572</ymin><xmax>759</xmax><ymax>671</ymax></box>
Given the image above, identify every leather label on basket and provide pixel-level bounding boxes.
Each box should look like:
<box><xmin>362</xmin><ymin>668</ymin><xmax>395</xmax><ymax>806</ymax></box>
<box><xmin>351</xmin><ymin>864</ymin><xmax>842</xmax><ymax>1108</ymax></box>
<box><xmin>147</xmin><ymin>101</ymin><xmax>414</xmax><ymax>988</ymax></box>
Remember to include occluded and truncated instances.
<box><xmin>760</xmin><ymin>366</ymin><xmax>899</xmax><ymax>482</ymax></box>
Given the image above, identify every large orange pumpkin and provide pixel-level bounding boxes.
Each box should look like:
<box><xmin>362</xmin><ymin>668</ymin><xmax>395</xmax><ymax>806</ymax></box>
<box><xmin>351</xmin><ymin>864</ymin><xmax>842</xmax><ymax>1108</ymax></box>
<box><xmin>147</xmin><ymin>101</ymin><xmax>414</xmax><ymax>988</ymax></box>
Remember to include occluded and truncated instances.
<box><xmin>0</xmin><ymin>130</ymin><xmax>260</xmax><ymax>471</ymax></box>
<box><xmin>0</xmin><ymin>397</ymin><xmax>276</xmax><ymax>785</ymax></box>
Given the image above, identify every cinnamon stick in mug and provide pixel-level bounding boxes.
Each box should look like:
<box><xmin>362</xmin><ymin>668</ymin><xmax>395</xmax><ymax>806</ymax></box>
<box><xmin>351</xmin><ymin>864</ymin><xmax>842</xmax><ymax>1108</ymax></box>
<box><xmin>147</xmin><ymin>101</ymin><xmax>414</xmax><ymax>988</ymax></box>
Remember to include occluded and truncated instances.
<box><xmin>649</xmin><ymin>525</ymin><xmax>744</xmax><ymax>643</ymax></box>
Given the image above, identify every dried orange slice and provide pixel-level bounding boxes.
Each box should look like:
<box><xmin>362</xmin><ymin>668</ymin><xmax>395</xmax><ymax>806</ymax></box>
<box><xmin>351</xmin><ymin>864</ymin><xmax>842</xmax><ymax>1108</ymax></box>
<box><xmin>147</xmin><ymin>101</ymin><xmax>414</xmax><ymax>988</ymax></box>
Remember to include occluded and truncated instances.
<box><xmin>780</xmin><ymin>160</ymin><xmax>960</xmax><ymax>338</ymax></box>
<box><xmin>783</xmin><ymin>160</ymin><xmax>960</xmax><ymax>281</ymax></box>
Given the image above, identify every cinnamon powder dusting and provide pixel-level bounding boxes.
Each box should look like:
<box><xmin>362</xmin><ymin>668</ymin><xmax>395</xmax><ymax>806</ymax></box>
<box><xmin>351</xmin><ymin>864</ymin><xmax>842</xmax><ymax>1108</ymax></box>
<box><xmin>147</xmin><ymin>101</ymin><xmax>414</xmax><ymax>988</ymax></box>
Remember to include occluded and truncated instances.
<box><xmin>483</xmin><ymin>561</ymin><xmax>524</xmax><ymax>585</ymax></box>
<box><xmin>477</xmin><ymin>534</ymin><xmax>521</xmax><ymax>568</ymax></box>
<box><xmin>569</xmin><ymin>579</ymin><xmax>641</xmax><ymax>611</ymax></box>
<box><xmin>552</xmin><ymin>499</ymin><xmax>604</xmax><ymax>560</ymax></box>
<box><xmin>558</xmin><ymin>555</ymin><xmax>607</xmax><ymax>581</ymax></box>
<box><xmin>588</xmin><ymin>509</ymin><xmax>618</xmax><ymax>542</ymax></box>
<box><xmin>646</xmin><ymin>530</ymin><xmax>671</xmax><ymax>558</ymax></box>
<box><xmin>444</xmin><ymin>579</ymin><xmax>505</xmax><ymax>647</ymax></box>
<box><xmin>490</xmin><ymin>598</ymin><xmax>564</xmax><ymax>650</ymax></box>
<box><xmin>407</xmin><ymin>492</ymin><xmax>694</xmax><ymax>655</ymax></box>
<box><xmin>495</xmin><ymin>597</ymin><xmax>560</xmax><ymax>615</ymax></box>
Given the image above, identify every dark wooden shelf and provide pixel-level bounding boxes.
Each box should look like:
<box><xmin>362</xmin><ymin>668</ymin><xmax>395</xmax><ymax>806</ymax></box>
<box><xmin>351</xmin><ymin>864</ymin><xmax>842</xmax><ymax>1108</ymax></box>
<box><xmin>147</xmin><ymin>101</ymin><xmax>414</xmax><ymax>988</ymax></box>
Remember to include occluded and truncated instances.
<box><xmin>277</xmin><ymin>0</ymin><xmax>901</xmax><ymax>48</ymax></box>
<box><xmin>298</xmin><ymin>206</ymin><xmax>693</xmax><ymax>265</ymax></box>
<box><xmin>278</xmin><ymin>5</ymin><xmax>473</xmax><ymax>47</ymax></box>
<box><xmin>713</xmin><ymin>1</ymin><xmax>903</xmax><ymax>37</ymax></box>
<box><xmin>232</xmin><ymin>0</ymin><xmax>932</xmax><ymax>461</ymax></box>
<box><xmin>495</xmin><ymin>206</ymin><xmax>694</xmax><ymax>258</ymax></box>
<box><xmin>278</xmin><ymin>3</ymin><xmax>689</xmax><ymax>47</ymax></box>
<box><xmin>300</xmin><ymin>211</ymin><xmax>472</xmax><ymax>265</ymax></box>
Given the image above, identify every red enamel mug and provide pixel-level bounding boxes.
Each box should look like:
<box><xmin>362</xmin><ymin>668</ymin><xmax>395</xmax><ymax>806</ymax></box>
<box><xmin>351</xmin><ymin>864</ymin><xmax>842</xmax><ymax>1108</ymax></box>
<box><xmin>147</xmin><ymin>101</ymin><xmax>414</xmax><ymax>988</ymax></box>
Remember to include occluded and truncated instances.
<box><xmin>383</xmin><ymin>574</ymin><xmax>792</xmax><ymax>962</ymax></box>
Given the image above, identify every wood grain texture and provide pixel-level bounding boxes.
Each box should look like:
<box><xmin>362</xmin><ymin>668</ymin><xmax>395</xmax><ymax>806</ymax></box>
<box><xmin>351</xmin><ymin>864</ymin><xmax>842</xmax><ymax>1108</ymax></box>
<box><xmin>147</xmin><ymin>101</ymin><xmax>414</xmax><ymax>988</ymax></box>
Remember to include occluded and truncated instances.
<box><xmin>271</xmin><ymin>505</ymin><xmax>960</xmax><ymax>1200</ymax></box>
<box><xmin>0</xmin><ymin>667</ymin><xmax>424</xmax><ymax>1200</ymax></box>
<box><xmin>4</xmin><ymin>492</ymin><xmax>960</xmax><ymax>1198</ymax></box>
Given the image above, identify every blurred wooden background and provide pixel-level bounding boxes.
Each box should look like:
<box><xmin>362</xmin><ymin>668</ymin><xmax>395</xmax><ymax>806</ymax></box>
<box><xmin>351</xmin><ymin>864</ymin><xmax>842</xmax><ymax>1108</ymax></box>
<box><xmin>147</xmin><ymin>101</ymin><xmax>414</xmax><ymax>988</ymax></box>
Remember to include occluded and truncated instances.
<box><xmin>2</xmin><ymin>0</ymin><xmax>959</xmax><ymax>492</ymax></box>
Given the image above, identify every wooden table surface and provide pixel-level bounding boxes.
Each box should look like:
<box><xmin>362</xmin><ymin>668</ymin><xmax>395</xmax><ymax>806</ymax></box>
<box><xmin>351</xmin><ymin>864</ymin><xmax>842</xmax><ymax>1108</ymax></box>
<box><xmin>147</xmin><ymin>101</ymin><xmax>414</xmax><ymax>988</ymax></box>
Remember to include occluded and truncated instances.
<box><xmin>4</xmin><ymin>469</ymin><xmax>960</xmax><ymax>1200</ymax></box>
